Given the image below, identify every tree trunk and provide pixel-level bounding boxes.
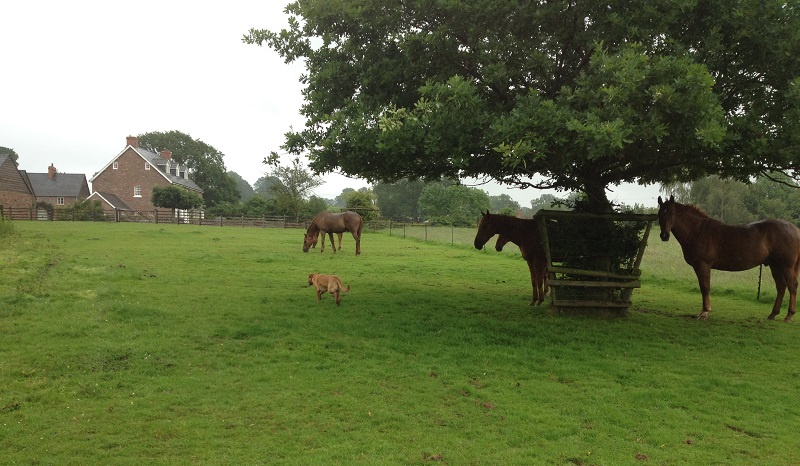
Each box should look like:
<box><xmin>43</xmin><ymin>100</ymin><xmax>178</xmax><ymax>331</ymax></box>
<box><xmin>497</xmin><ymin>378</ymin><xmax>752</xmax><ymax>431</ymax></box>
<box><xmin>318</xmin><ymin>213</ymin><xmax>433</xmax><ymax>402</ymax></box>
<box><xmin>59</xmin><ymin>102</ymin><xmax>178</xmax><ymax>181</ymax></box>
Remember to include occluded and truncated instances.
<box><xmin>581</xmin><ymin>180</ymin><xmax>613</xmax><ymax>214</ymax></box>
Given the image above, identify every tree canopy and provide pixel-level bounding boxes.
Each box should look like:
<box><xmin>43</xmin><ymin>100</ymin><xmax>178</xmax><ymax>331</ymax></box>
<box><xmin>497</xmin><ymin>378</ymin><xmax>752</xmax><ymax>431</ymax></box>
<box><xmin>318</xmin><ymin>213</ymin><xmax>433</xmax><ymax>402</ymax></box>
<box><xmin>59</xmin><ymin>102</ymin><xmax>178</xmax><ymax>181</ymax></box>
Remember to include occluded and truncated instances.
<box><xmin>247</xmin><ymin>1</ymin><xmax>800</xmax><ymax>212</ymax></box>
<box><xmin>152</xmin><ymin>185</ymin><xmax>203</xmax><ymax>211</ymax></box>
<box><xmin>137</xmin><ymin>131</ymin><xmax>240</xmax><ymax>207</ymax></box>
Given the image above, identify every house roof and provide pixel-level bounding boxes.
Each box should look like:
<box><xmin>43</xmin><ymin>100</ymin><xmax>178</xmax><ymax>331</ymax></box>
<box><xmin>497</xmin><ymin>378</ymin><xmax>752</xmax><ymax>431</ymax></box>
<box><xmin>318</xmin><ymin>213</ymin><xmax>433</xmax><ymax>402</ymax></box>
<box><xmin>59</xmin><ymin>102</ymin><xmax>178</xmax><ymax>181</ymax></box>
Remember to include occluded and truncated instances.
<box><xmin>27</xmin><ymin>172</ymin><xmax>87</xmax><ymax>197</ymax></box>
<box><xmin>88</xmin><ymin>192</ymin><xmax>133</xmax><ymax>210</ymax></box>
<box><xmin>90</xmin><ymin>144</ymin><xmax>203</xmax><ymax>193</ymax></box>
<box><xmin>1</xmin><ymin>156</ymin><xmax>36</xmax><ymax>196</ymax></box>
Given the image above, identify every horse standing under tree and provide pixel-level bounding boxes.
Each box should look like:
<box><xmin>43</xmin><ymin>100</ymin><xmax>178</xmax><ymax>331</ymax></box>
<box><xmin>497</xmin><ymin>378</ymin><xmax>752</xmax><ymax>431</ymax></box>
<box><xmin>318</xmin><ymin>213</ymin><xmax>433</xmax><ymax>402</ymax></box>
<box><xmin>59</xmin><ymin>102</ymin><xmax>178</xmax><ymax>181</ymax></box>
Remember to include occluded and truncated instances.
<box><xmin>303</xmin><ymin>211</ymin><xmax>363</xmax><ymax>256</ymax></box>
<box><xmin>658</xmin><ymin>195</ymin><xmax>800</xmax><ymax>322</ymax></box>
<box><xmin>474</xmin><ymin>211</ymin><xmax>548</xmax><ymax>305</ymax></box>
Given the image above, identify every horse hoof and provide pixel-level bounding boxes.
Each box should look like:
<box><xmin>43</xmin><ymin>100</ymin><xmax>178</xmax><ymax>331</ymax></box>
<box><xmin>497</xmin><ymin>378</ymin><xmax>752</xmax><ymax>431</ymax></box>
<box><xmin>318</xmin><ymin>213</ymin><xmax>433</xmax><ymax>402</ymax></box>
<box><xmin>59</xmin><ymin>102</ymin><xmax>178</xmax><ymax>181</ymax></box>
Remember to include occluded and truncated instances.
<box><xmin>697</xmin><ymin>313</ymin><xmax>709</xmax><ymax>320</ymax></box>
<box><xmin>767</xmin><ymin>315</ymin><xmax>777</xmax><ymax>320</ymax></box>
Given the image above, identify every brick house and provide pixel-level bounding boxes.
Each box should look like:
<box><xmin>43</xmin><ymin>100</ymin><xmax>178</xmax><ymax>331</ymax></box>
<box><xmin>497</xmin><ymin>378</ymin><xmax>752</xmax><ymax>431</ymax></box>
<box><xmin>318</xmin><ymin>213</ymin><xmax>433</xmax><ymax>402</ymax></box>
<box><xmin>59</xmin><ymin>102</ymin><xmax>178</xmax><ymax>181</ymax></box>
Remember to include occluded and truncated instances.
<box><xmin>89</xmin><ymin>136</ymin><xmax>203</xmax><ymax>211</ymax></box>
<box><xmin>27</xmin><ymin>164</ymin><xmax>90</xmax><ymax>207</ymax></box>
<box><xmin>0</xmin><ymin>155</ymin><xmax>35</xmax><ymax>212</ymax></box>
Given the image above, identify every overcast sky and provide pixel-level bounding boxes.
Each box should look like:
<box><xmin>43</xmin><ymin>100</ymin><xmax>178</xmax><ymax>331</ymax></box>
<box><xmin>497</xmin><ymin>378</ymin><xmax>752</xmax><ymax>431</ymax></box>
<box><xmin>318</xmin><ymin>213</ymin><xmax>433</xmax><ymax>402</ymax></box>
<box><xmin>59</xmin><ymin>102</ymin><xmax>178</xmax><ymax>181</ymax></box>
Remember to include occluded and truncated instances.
<box><xmin>0</xmin><ymin>1</ymin><xmax>661</xmax><ymax>207</ymax></box>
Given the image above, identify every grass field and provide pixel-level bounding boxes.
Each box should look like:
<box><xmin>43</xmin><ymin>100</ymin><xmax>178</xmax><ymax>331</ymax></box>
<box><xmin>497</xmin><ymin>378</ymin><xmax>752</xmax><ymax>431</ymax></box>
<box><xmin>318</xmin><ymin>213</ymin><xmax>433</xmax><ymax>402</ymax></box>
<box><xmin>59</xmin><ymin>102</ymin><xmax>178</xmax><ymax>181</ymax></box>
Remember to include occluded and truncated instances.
<box><xmin>2</xmin><ymin>220</ymin><xmax>799</xmax><ymax>464</ymax></box>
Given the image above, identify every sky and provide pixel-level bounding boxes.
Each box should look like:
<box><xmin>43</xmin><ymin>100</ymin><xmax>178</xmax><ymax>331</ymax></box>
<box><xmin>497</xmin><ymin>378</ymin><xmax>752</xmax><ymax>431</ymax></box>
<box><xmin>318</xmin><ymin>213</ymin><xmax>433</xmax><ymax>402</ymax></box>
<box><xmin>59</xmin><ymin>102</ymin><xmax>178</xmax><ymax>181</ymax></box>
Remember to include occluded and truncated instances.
<box><xmin>0</xmin><ymin>1</ymin><xmax>662</xmax><ymax>208</ymax></box>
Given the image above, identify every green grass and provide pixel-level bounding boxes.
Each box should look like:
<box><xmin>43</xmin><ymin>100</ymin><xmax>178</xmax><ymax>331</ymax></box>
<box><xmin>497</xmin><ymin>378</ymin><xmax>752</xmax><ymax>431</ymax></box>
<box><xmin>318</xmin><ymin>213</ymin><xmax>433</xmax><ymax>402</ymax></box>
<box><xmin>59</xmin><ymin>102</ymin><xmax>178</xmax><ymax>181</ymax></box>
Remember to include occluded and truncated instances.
<box><xmin>2</xmin><ymin>222</ymin><xmax>799</xmax><ymax>464</ymax></box>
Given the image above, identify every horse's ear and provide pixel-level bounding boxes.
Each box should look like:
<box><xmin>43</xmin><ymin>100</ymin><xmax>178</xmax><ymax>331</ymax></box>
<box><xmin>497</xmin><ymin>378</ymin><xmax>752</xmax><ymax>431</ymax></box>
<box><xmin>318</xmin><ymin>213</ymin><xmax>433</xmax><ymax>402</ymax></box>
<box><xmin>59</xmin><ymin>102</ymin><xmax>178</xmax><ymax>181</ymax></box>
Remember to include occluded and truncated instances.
<box><xmin>658</xmin><ymin>196</ymin><xmax>663</xmax><ymax>206</ymax></box>
<box><xmin>669</xmin><ymin>195</ymin><xmax>674</xmax><ymax>202</ymax></box>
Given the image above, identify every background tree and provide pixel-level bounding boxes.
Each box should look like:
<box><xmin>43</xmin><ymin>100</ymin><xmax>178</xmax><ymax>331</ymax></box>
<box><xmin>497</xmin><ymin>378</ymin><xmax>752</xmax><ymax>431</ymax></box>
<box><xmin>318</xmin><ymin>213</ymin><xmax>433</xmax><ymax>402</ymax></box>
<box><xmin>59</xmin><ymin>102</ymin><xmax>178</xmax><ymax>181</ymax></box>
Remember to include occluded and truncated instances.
<box><xmin>418</xmin><ymin>181</ymin><xmax>490</xmax><ymax>226</ymax></box>
<box><xmin>228</xmin><ymin>171</ymin><xmax>255</xmax><ymax>201</ymax></box>
<box><xmin>248</xmin><ymin>1</ymin><xmax>800</xmax><ymax>213</ymax></box>
<box><xmin>334</xmin><ymin>188</ymin><xmax>355</xmax><ymax>208</ymax></box>
<box><xmin>530</xmin><ymin>194</ymin><xmax>569</xmax><ymax>215</ymax></box>
<box><xmin>302</xmin><ymin>195</ymin><xmax>329</xmax><ymax>218</ymax></box>
<box><xmin>489</xmin><ymin>194</ymin><xmax>521</xmax><ymax>217</ymax></box>
<box><xmin>152</xmin><ymin>185</ymin><xmax>203</xmax><ymax>215</ymax></box>
<box><xmin>253</xmin><ymin>175</ymin><xmax>283</xmax><ymax>200</ymax></box>
<box><xmin>138</xmin><ymin>131</ymin><xmax>240</xmax><ymax>207</ymax></box>
<box><xmin>0</xmin><ymin>146</ymin><xmax>19</xmax><ymax>163</ymax></box>
<box><xmin>373</xmin><ymin>179</ymin><xmax>426</xmax><ymax>220</ymax></box>
<box><xmin>343</xmin><ymin>189</ymin><xmax>380</xmax><ymax>221</ymax></box>
<box><xmin>266</xmin><ymin>156</ymin><xmax>324</xmax><ymax>221</ymax></box>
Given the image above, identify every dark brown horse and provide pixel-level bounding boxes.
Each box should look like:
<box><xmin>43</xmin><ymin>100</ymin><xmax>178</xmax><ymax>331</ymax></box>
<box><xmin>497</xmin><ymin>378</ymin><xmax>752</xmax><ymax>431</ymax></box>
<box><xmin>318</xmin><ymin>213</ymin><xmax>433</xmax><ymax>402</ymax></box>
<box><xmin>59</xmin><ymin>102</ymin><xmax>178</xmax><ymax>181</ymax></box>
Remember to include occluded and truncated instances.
<box><xmin>303</xmin><ymin>211</ymin><xmax>363</xmax><ymax>255</ymax></box>
<box><xmin>658</xmin><ymin>195</ymin><xmax>800</xmax><ymax>321</ymax></box>
<box><xmin>474</xmin><ymin>212</ymin><xmax>548</xmax><ymax>305</ymax></box>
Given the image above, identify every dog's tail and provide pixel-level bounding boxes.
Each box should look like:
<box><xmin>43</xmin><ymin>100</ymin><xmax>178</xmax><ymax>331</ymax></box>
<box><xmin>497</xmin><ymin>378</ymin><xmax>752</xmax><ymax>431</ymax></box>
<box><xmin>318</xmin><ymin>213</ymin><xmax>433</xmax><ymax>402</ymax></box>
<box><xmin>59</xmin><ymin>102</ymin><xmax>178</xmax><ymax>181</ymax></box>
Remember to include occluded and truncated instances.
<box><xmin>342</xmin><ymin>283</ymin><xmax>351</xmax><ymax>292</ymax></box>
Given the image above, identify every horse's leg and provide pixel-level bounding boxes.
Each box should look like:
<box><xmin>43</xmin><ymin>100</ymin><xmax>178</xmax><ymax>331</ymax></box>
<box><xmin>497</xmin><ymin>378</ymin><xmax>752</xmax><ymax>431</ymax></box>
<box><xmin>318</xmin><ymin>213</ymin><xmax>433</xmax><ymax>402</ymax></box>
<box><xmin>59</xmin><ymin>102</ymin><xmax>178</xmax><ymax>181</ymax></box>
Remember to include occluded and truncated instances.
<box><xmin>768</xmin><ymin>264</ymin><xmax>793</xmax><ymax>321</ymax></box>
<box><xmin>319</xmin><ymin>230</ymin><xmax>326</xmax><ymax>253</ymax></box>
<box><xmin>353</xmin><ymin>225</ymin><xmax>362</xmax><ymax>256</ymax></box>
<box><xmin>328</xmin><ymin>231</ymin><xmax>337</xmax><ymax>253</ymax></box>
<box><xmin>694</xmin><ymin>264</ymin><xmax>712</xmax><ymax>319</ymax></box>
<box><xmin>537</xmin><ymin>258</ymin><xmax>549</xmax><ymax>304</ymax></box>
<box><xmin>787</xmin><ymin>259</ymin><xmax>800</xmax><ymax>323</ymax></box>
<box><xmin>525</xmin><ymin>259</ymin><xmax>539</xmax><ymax>306</ymax></box>
<box><xmin>337</xmin><ymin>233</ymin><xmax>343</xmax><ymax>251</ymax></box>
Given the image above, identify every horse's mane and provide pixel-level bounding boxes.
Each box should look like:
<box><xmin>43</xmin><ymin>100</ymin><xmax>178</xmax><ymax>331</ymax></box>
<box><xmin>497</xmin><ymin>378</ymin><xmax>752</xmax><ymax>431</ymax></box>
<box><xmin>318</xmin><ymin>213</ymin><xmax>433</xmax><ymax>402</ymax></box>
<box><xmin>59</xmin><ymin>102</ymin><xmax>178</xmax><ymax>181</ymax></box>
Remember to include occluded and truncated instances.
<box><xmin>676</xmin><ymin>202</ymin><xmax>710</xmax><ymax>218</ymax></box>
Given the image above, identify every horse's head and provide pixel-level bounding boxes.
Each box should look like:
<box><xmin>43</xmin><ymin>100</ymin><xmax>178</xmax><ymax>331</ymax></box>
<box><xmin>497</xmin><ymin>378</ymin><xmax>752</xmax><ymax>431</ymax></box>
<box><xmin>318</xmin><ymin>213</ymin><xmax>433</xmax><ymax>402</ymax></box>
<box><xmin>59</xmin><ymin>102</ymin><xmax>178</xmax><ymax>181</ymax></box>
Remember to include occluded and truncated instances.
<box><xmin>495</xmin><ymin>234</ymin><xmax>511</xmax><ymax>252</ymax></box>
<box><xmin>474</xmin><ymin>211</ymin><xmax>495</xmax><ymax>250</ymax></box>
<box><xmin>657</xmin><ymin>195</ymin><xmax>676</xmax><ymax>241</ymax></box>
<box><xmin>303</xmin><ymin>232</ymin><xmax>317</xmax><ymax>252</ymax></box>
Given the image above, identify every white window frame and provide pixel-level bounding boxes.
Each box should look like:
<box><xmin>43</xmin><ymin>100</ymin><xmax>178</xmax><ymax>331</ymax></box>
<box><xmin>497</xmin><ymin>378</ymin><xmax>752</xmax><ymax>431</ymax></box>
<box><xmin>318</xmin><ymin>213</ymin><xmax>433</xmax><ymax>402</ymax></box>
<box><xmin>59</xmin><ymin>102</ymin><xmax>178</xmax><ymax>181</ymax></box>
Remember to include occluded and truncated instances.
<box><xmin>113</xmin><ymin>161</ymin><xmax>119</xmax><ymax>170</ymax></box>
<box><xmin>134</xmin><ymin>185</ymin><xmax>142</xmax><ymax>197</ymax></box>
<box><xmin>57</xmin><ymin>197</ymin><xmax>64</xmax><ymax>206</ymax></box>
<box><xmin>145</xmin><ymin>162</ymin><xmax>150</xmax><ymax>170</ymax></box>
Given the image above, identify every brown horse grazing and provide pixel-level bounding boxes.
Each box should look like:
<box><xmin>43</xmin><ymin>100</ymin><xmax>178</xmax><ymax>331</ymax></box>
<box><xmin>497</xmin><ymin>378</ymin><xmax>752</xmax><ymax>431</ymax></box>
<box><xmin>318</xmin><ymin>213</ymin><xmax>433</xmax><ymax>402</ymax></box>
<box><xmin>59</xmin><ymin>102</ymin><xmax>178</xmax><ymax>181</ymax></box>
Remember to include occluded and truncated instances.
<box><xmin>658</xmin><ymin>195</ymin><xmax>800</xmax><ymax>322</ymax></box>
<box><xmin>474</xmin><ymin>211</ymin><xmax>548</xmax><ymax>305</ymax></box>
<box><xmin>303</xmin><ymin>211</ymin><xmax>363</xmax><ymax>255</ymax></box>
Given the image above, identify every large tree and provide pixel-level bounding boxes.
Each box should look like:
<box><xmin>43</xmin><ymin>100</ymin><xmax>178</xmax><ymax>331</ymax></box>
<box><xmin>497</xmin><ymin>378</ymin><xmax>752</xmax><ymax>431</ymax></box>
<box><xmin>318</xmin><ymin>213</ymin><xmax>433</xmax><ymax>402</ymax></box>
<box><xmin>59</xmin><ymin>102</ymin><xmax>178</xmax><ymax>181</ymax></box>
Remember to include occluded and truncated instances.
<box><xmin>247</xmin><ymin>1</ymin><xmax>800</xmax><ymax>213</ymax></box>
<box><xmin>138</xmin><ymin>131</ymin><xmax>240</xmax><ymax>207</ymax></box>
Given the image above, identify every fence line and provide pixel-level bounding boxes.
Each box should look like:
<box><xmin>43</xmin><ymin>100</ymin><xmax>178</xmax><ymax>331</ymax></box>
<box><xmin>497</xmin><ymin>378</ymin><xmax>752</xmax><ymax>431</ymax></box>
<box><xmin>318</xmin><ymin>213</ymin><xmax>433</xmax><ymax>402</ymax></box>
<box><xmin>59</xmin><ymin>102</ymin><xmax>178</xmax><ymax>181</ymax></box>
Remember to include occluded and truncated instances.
<box><xmin>0</xmin><ymin>206</ymin><xmax>304</xmax><ymax>229</ymax></box>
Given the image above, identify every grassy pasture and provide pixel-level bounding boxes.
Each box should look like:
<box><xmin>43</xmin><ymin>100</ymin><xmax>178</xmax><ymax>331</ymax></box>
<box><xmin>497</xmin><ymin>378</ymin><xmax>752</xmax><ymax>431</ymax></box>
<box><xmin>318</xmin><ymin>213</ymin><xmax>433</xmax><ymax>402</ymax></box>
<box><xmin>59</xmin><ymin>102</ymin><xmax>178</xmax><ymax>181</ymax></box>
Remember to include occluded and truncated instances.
<box><xmin>1</xmin><ymin>221</ymin><xmax>799</xmax><ymax>465</ymax></box>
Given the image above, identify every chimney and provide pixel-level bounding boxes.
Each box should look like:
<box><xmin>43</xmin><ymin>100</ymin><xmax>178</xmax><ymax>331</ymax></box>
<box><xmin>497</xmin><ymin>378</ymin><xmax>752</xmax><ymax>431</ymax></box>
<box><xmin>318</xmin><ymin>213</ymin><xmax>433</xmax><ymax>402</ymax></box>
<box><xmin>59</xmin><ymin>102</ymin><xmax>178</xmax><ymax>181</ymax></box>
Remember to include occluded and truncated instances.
<box><xmin>48</xmin><ymin>163</ymin><xmax>57</xmax><ymax>180</ymax></box>
<box><xmin>126</xmin><ymin>136</ymin><xmax>139</xmax><ymax>148</ymax></box>
<box><xmin>160</xmin><ymin>150</ymin><xmax>172</xmax><ymax>160</ymax></box>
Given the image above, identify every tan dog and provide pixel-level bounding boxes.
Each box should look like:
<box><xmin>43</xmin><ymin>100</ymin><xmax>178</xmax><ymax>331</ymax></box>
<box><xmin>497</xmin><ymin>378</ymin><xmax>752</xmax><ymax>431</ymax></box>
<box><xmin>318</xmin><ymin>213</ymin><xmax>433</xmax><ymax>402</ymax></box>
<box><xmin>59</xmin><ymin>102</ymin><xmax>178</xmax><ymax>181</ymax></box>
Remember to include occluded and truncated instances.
<box><xmin>307</xmin><ymin>273</ymin><xmax>350</xmax><ymax>305</ymax></box>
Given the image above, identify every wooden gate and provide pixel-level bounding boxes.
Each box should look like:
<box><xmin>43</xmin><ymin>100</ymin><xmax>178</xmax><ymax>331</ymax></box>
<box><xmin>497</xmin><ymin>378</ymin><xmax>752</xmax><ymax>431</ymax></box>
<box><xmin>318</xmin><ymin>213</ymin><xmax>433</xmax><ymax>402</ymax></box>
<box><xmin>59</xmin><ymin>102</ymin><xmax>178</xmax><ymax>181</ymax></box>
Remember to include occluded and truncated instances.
<box><xmin>534</xmin><ymin>210</ymin><xmax>657</xmax><ymax>314</ymax></box>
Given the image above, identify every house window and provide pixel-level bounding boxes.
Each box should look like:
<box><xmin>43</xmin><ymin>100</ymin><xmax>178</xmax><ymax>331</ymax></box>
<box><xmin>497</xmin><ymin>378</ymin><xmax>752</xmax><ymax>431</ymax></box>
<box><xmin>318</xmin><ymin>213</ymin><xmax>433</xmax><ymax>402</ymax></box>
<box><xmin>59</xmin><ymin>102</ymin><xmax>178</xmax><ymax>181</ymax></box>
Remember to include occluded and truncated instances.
<box><xmin>113</xmin><ymin>161</ymin><xmax>118</xmax><ymax>170</ymax></box>
<box><xmin>134</xmin><ymin>185</ymin><xmax>142</xmax><ymax>197</ymax></box>
<box><xmin>145</xmin><ymin>162</ymin><xmax>150</xmax><ymax>170</ymax></box>
<box><xmin>57</xmin><ymin>197</ymin><xmax>64</xmax><ymax>206</ymax></box>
